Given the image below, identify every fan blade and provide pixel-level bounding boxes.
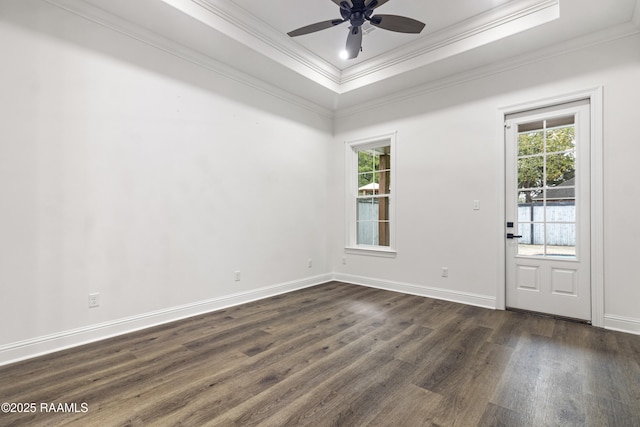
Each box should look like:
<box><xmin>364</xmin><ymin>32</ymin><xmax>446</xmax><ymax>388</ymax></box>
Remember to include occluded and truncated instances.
<box><xmin>365</xmin><ymin>0</ymin><xmax>389</xmax><ymax>9</ymax></box>
<box><xmin>288</xmin><ymin>19</ymin><xmax>346</xmax><ymax>37</ymax></box>
<box><xmin>345</xmin><ymin>26</ymin><xmax>362</xmax><ymax>59</ymax></box>
<box><xmin>369</xmin><ymin>14</ymin><xmax>425</xmax><ymax>33</ymax></box>
<box><xmin>331</xmin><ymin>0</ymin><xmax>352</xmax><ymax>9</ymax></box>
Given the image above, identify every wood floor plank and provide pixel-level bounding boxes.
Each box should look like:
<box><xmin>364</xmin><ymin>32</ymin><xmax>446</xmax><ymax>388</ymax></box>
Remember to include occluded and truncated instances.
<box><xmin>0</xmin><ymin>281</ymin><xmax>639</xmax><ymax>426</ymax></box>
<box><xmin>477</xmin><ymin>402</ymin><xmax>528</xmax><ymax>427</ymax></box>
<box><xmin>367</xmin><ymin>384</ymin><xmax>444</xmax><ymax>427</ymax></box>
<box><xmin>154</xmin><ymin>320</ymin><xmax>388</xmax><ymax>425</ymax></box>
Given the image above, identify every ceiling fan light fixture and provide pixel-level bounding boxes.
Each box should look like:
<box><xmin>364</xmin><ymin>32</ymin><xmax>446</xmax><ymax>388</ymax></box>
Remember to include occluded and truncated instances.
<box><xmin>288</xmin><ymin>0</ymin><xmax>425</xmax><ymax>60</ymax></box>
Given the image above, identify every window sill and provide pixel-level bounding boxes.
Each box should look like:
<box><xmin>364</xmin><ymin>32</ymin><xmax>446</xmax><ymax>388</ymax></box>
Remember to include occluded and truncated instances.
<box><xmin>345</xmin><ymin>246</ymin><xmax>397</xmax><ymax>258</ymax></box>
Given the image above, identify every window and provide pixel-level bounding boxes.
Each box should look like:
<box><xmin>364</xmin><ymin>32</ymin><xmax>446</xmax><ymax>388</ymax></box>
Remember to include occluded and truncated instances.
<box><xmin>345</xmin><ymin>133</ymin><xmax>396</xmax><ymax>255</ymax></box>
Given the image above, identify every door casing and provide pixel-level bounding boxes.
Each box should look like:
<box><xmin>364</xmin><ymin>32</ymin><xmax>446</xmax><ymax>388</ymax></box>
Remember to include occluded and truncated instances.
<box><xmin>496</xmin><ymin>87</ymin><xmax>604</xmax><ymax>327</ymax></box>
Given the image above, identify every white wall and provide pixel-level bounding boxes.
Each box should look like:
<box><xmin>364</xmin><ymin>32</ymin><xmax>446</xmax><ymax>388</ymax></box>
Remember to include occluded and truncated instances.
<box><xmin>331</xmin><ymin>32</ymin><xmax>640</xmax><ymax>331</ymax></box>
<box><xmin>0</xmin><ymin>0</ymin><xmax>332</xmax><ymax>363</ymax></box>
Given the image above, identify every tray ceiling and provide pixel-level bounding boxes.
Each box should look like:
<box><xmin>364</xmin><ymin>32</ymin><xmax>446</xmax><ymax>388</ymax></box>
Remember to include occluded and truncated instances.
<box><xmin>48</xmin><ymin>0</ymin><xmax>640</xmax><ymax>113</ymax></box>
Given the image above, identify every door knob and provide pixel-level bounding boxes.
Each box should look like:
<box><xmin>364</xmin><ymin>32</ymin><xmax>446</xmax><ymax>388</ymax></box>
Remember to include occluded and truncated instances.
<box><xmin>506</xmin><ymin>233</ymin><xmax>522</xmax><ymax>239</ymax></box>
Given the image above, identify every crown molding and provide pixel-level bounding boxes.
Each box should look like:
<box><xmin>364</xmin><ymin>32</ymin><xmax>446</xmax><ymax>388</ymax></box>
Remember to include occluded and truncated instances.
<box><xmin>339</xmin><ymin>0</ymin><xmax>559</xmax><ymax>89</ymax></box>
<box><xmin>335</xmin><ymin>21</ymin><xmax>640</xmax><ymax>118</ymax></box>
<box><xmin>44</xmin><ymin>0</ymin><xmax>334</xmax><ymax>117</ymax></box>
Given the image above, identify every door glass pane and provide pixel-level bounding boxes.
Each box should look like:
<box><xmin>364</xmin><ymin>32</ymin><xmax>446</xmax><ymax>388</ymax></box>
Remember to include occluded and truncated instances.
<box><xmin>546</xmin><ymin>199</ymin><xmax>575</xmax><ymax>222</ymax></box>
<box><xmin>518</xmin><ymin>223</ymin><xmax>544</xmax><ymax>256</ymax></box>
<box><xmin>546</xmin><ymin>153</ymin><xmax>575</xmax><ymax>188</ymax></box>
<box><xmin>518</xmin><ymin>157</ymin><xmax>544</xmax><ymax>189</ymax></box>
<box><xmin>546</xmin><ymin>124</ymin><xmax>575</xmax><ymax>153</ymax></box>
<box><xmin>514</xmin><ymin>115</ymin><xmax>578</xmax><ymax>259</ymax></box>
<box><xmin>518</xmin><ymin>192</ymin><xmax>543</xmax><ymax>222</ymax></box>
<box><xmin>546</xmin><ymin>115</ymin><xmax>575</xmax><ymax>129</ymax></box>
<box><xmin>546</xmin><ymin>223</ymin><xmax>576</xmax><ymax>256</ymax></box>
<box><xmin>546</xmin><ymin>180</ymin><xmax>575</xmax><ymax>203</ymax></box>
<box><xmin>518</xmin><ymin>129</ymin><xmax>544</xmax><ymax>156</ymax></box>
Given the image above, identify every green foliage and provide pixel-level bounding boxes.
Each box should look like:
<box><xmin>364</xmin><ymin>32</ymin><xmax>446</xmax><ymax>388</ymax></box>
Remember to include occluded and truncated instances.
<box><xmin>358</xmin><ymin>150</ymin><xmax>379</xmax><ymax>188</ymax></box>
<box><xmin>518</xmin><ymin>126</ymin><xmax>575</xmax><ymax>202</ymax></box>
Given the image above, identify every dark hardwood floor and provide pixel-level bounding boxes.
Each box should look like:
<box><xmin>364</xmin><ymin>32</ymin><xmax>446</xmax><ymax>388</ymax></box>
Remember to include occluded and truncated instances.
<box><xmin>1</xmin><ymin>282</ymin><xmax>639</xmax><ymax>426</ymax></box>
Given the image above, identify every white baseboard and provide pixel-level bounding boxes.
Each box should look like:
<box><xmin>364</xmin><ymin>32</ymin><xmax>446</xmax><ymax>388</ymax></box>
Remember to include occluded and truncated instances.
<box><xmin>604</xmin><ymin>314</ymin><xmax>640</xmax><ymax>335</ymax></box>
<box><xmin>0</xmin><ymin>274</ymin><xmax>333</xmax><ymax>366</ymax></box>
<box><xmin>332</xmin><ymin>273</ymin><xmax>497</xmax><ymax>309</ymax></box>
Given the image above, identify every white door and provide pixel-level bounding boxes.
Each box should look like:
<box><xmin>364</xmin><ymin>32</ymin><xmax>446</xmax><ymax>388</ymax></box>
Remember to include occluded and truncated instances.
<box><xmin>505</xmin><ymin>101</ymin><xmax>591</xmax><ymax>321</ymax></box>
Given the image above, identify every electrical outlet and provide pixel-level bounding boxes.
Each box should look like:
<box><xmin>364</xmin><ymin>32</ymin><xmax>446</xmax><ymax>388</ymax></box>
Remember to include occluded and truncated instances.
<box><xmin>234</xmin><ymin>271</ymin><xmax>241</xmax><ymax>281</ymax></box>
<box><xmin>441</xmin><ymin>267</ymin><xmax>449</xmax><ymax>278</ymax></box>
<box><xmin>307</xmin><ymin>258</ymin><xmax>312</xmax><ymax>268</ymax></box>
<box><xmin>88</xmin><ymin>293</ymin><xmax>100</xmax><ymax>308</ymax></box>
<box><xmin>342</xmin><ymin>257</ymin><xmax>347</xmax><ymax>265</ymax></box>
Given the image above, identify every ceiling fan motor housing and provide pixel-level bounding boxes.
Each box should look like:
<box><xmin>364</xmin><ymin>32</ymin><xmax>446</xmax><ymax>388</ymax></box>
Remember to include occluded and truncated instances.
<box><xmin>350</xmin><ymin>12</ymin><xmax>365</xmax><ymax>27</ymax></box>
<box><xmin>342</xmin><ymin>0</ymin><xmax>375</xmax><ymax>27</ymax></box>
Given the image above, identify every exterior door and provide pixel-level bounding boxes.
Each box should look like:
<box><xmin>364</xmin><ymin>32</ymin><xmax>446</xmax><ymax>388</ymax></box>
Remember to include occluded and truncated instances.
<box><xmin>505</xmin><ymin>101</ymin><xmax>591</xmax><ymax>321</ymax></box>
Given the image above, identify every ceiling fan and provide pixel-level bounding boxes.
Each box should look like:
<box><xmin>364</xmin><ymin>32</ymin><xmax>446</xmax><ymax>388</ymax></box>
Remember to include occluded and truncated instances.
<box><xmin>287</xmin><ymin>0</ymin><xmax>425</xmax><ymax>60</ymax></box>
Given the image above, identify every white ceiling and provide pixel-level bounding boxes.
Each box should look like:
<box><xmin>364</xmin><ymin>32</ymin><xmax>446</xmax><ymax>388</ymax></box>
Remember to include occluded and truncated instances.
<box><xmin>53</xmin><ymin>0</ymin><xmax>640</xmax><ymax>113</ymax></box>
<box><xmin>230</xmin><ymin>0</ymin><xmax>515</xmax><ymax>69</ymax></box>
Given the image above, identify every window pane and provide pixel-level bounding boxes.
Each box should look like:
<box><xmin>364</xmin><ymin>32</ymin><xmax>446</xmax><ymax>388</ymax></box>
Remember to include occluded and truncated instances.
<box><xmin>378</xmin><ymin>170</ymin><xmax>390</xmax><ymax>195</ymax></box>
<box><xmin>352</xmin><ymin>141</ymin><xmax>393</xmax><ymax>249</ymax></box>
<box><xmin>358</xmin><ymin>173</ymin><xmax>376</xmax><ymax>195</ymax></box>
<box><xmin>378</xmin><ymin>221</ymin><xmax>389</xmax><ymax>247</ymax></box>
<box><xmin>546</xmin><ymin>223</ymin><xmax>576</xmax><ymax>256</ymax></box>
<box><xmin>357</xmin><ymin>198</ymin><xmax>377</xmax><ymax>222</ymax></box>
<box><xmin>357</xmin><ymin>198</ymin><xmax>376</xmax><ymax>245</ymax></box>
<box><xmin>358</xmin><ymin>150</ymin><xmax>376</xmax><ymax>170</ymax></box>
<box><xmin>518</xmin><ymin>156</ymin><xmax>544</xmax><ymax>189</ymax></box>
<box><xmin>377</xmin><ymin>150</ymin><xmax>390</xmax><ymax>171</ymax></box>
<box><xmin>357</xmin><ymin>221</ymin><xmax>376</xmax><ymax>245</ymax></box>
<box><xmin>379</xmin><ymin>196</ymin><xmax>389</xmax><ymax>220</ymax></box>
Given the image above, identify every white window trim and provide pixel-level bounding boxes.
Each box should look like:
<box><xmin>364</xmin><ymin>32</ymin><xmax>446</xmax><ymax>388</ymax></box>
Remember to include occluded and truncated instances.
<box><xmin>345</xmin><ymin>132</ymin><xmax>397</xmax><ymax>256</ymax></box>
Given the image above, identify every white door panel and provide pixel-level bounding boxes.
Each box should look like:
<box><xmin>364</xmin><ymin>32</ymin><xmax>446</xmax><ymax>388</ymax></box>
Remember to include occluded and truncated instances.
<box><xmin>505</xmin><ymin>102</ymin><xmax>591</xmax><ymax>321</ymax></box>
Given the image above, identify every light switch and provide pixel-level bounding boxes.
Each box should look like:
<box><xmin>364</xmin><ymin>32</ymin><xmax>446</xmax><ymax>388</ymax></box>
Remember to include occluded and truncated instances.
<box><xmin>473</xmin><ymin>200</ymin><xmax>480</xmax><ymax>210</ymax></box>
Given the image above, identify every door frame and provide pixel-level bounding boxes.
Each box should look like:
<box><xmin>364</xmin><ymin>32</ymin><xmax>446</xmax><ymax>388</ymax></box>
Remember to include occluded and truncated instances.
<box><xmin>496</xmin><ymin>87</ymin><xmax>604</xmax><ymax>327</ymax></box>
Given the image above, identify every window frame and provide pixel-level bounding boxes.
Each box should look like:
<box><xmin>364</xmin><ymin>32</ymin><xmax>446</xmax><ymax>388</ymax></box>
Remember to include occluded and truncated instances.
<box><xmin>345</xmin><ymin>132</ymin><xmax>397</xmax><ymax>257</ymax></box>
